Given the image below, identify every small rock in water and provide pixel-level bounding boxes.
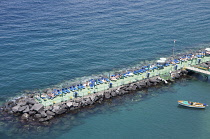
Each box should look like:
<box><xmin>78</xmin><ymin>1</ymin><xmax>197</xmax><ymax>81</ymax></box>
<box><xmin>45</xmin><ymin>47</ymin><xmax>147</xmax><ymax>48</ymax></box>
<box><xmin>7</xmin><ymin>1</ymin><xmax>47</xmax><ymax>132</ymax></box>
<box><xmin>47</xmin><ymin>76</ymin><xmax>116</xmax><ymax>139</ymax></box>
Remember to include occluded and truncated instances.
<box><xmin>21</xmin><ymin>113</ymin><xmax>29</xmax><ymax>120</ymax></box>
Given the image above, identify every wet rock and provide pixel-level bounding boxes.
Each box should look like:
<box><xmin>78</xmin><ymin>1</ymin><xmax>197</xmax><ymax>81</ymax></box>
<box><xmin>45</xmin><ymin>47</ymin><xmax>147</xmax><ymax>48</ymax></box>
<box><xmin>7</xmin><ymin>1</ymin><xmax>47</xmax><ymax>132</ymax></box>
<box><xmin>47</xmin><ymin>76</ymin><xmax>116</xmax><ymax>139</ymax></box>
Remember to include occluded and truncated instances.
<box><xmin>21</xmin><ymin>113</ymin><xmax>29</xmax><ymax>120</ymax></box>
<box><xmin>29</xmin><ymin>111</ymin><xmax>36</xmax><ymax>115</ymax></box>
<box><xmin>134</xmin><ymin>83</ymin><xmax>142</xmax><ymax>89</ymax></box>
<box><xmin>6</xmin><ymin>101</ymin><xmax>16</xmax><ymax>107</ymax></box>
<box><xmin>34</xmin><ymin>114</ymin><xmax>42</xmax><ymax>119</ymax></box>
<box><xmin>85</xmin><ymin>98</ymin><xmax>92</xmax><ymax>105</ymax></box>
<box><xmin>89</xmin><ymin>95</ymin><xmax>96</xmax><ymax>102</ymax></box>
<box><xmin>97</xmin><ymin>92</ymin><xmax>104</xmax><ymax>98</ymax></box>
<box><xmin>146</xmin><ymin>80</ymin><xmax>152</xmax><ymax>86</ymax></box>
<box><xmin>128</xmin><ymin>85</ymin><xmax>137</xmax><ymax>91</ymax></box>
<box><xmin>17</xmin><ymin>101</ymin><xmax>27</xmax><ymax>106</ymax></box>
<box><xmin>46</xmin><ymin>110</ymin><xmax>55</xmax><ymax>116</ymax></box>
<box><xmin>111</xmin><ymin>91</ymin><xmax>117</xmax><ymax>97</ymax></box>
<box><xmin>98</xmin><ymin>98</ymin><xmax>103</xmax><ymax>104</ymax></box>
<box><xmin>23</xmin><ymin>105</ymin><xmax>30</xmax><ymax>113</ymax></box>
<box><xmin>138</xmin><ymin>81</ymin><xmax>147</xmax><ymax>87</ymax></box>
<box><xmin>60</xmin><ymin>103</ymin><xmax>68</xmax><ymax>109</ymax></box>
<box><xmin>174</xmin><ymin>73</ymin><xmax>180</xmax><ymax>79</ymax></box>
<box><xmin>153</xmin><ymin>82</ymin><xmax>157</xmax><ymax>86</ymax></box>
<box><xmin>94</xmin><ymin>95</ymin><xmax>99</xmax><ymax>101</ymax></box>
<box><xmin>39</xmin><ymin>118</ymin><xmax>46</xmax><ymax>122</ymax></box>
<box><xmin>31</xmin><ymin>103</ymin><xmax>44</xmax><ymax>112</ymax></box>
<box><xmin>75</xmin><ymin>99</ymin><xmax>82</xmax><ymax>103</ymax></box>
<box><xmin>149</xmin><ymin>79</ymin><xmax>158</xmax><ymax>83</ymax></box>
<box><xmin>40</xmin><ymin>111</ymin><xmax>47</xmax><ymax>118</ymax></box>
<box><xmin>56</xmin><ymin>109</ymin><xmax>67</xmax><ymax>115</ymax></box>
<box><xmin>12</xmin><ymin>105</ymin><xmax>20</xmax><ymax>112</ymax></box>
<box><xmin>18</xmin><ymin>105</ymin><xmax>27</xmax><ymax>112</ymax></box>
<box><xmin>121</xmin><ymin>90</ymin><xmax>129</xmax><ymax>94</ymax></box>
<box><xmin>27</xmin><ymin>99</ymin><xmax>37</xmax><ymax>105</ymax></box>
<box><xmin>118</xmin><ymin>90</ymin><xmax>123</xmax><ymax>95</ymax></box>
<box><xmin>52</xmin><ymin>105</ymin><xmax>60</xmax><ymax>113</ymax></box>
<box><xmin>66</xmin><ymin>102</ymin><xmax>73</xmax><ymax>107</ymax></box>
<box><xmin>47</xmin><ymin>105</ymin><xmax>53</xmax><ymax>111</ymax></box>
<box><xmin>104</xmin><ymin>92</ymin><xmax>111</xmax><ymax>99</ymax></box>
<box><xmin>72</xmin><ymin>102</ymin><xmax>79</xmax><ymax>107</ymax></box>
<box><xmin>115</xmin><ymin>90</ymin><xmax>120</xmax><ymax>95</ymax></box>
<box><xmin>181</xmin><ymin>70</ymin><xmax>188</xmax><ymax>75</ymax></box>
<box><xmin>39</xmin><ymin>115</ymin><xmax>53</xmax><ymax>122</ymax></box>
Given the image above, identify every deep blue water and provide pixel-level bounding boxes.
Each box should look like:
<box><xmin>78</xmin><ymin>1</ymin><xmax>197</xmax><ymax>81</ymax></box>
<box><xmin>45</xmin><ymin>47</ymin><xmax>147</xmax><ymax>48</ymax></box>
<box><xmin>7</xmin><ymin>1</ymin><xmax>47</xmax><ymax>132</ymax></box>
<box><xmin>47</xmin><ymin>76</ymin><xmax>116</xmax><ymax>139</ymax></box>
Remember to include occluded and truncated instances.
<box><xmin>1</xmin><ymin>0</ymin><xmax>210</xmax><ymax>138</ymax></box>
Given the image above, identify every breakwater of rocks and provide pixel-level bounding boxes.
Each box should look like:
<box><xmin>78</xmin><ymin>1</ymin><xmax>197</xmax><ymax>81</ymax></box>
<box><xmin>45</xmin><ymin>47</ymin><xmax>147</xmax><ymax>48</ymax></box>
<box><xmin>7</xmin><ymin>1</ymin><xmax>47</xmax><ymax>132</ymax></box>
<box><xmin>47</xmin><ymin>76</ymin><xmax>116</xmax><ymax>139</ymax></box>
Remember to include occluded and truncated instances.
<box><xmin>0</xmin><ymin>69</ymin><xmax>188</xmax><ymax>123</ymax></box>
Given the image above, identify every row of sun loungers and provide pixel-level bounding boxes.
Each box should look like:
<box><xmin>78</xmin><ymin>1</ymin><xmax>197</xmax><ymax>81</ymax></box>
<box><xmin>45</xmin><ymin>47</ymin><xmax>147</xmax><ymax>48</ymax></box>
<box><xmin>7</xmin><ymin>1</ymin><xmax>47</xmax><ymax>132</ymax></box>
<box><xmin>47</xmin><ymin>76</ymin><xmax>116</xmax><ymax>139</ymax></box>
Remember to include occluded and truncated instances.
<box><xmin>38</xmin><ymin>52</ymin><xmax>208</xmax><ymax>101</ymax></box>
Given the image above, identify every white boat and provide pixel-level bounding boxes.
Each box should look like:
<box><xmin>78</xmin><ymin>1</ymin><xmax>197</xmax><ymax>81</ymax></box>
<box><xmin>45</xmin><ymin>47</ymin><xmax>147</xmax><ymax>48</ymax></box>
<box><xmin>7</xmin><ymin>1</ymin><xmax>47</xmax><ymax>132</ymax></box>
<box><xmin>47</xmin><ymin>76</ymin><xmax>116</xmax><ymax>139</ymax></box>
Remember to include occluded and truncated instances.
<box><xmin>178</xmin><ymin>100</ymin><xmax>207</xmax><ymax>109</ymax></box>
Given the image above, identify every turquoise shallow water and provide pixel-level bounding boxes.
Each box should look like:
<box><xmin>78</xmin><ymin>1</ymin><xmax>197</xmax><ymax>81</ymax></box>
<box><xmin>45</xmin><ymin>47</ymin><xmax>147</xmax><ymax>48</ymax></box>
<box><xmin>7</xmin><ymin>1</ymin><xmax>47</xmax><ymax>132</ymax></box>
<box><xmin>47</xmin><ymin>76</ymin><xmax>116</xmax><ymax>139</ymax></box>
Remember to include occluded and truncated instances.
<box><xmin>1</xmin><ymin>0</ymin><xmax>210</xmax><ymax>138</ymax></box>
<box><xmin>56</xmin><ymin>79</ymin><xmax>210</xmax><ymax>139</ymax></box>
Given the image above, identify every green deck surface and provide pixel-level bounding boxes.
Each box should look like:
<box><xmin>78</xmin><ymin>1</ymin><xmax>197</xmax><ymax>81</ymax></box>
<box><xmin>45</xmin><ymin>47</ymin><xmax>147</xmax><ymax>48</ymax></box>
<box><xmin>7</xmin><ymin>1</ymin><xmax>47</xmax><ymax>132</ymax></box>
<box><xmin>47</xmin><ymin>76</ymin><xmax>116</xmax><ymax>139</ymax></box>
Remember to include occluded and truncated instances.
<box><xmin>38</xmin><ymin>56</ymin><xmax>210</xmax><ymax>107</ymax></box>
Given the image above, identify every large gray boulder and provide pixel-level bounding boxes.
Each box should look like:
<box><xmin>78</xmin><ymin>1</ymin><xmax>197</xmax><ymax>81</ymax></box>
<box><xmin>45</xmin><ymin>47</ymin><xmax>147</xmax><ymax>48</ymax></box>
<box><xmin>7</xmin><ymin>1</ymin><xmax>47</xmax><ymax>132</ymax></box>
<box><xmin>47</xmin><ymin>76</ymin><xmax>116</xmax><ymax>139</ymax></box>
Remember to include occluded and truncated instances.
<box><xmin>40</xmin><ymin>111</ymin><xmax>47</xmax><ymax>118</ymax></box>
<box><xmin>46</xmin><ymin>110</ymin><xmax>55</xmax><ymax>116</ymax></box>
<box><xmin>55</xmin><ymin>109</ymin><xmax>67</xmax><ymax>115</ymax></box>
<box><xmin>23</xmin><ymin>105</ymin><xmax>30</xmax><ymax>113</ymax></box>
<box><xmin>134</xmin><ymin>83</ymin><xmax>142</xmax><ymax>89</ymax></box>
<box><xmin>84</xmin><ymin>98</ymin><xmax>92</xmax><ymax>105</ymax></box>
<box><xmin>146</xmin><ymin>80</ymin><xmax>152</xmax><ymax>86</ymax></box>
<box><xmin>118</xmin><ymin>90</ymin><xmax>123</xmax><ymax>95</ymax></box>
<box><xmin>73</xmin><ymin>102</ymin><xmax>79</xmax><ymax>107</ymax></box>
<box><xmin>31</xmin><ymin>103</ymin><xmax>44</xmax><ymax>112</ymax></box>
<box><xmin>121</xmin><ymin>90</ymin><xmax>129</xmax><ymax>94</ymax></box>
<box><xmin>93</xmin><ymin>95</ymin><xmax>99</xmax><ymax>101</ymax></box>
<box><xmin>28</xmin><ymin>110</ymin><xmax>36</xmax><ymax>115</ymax></box>
<box><xmin>12</xmin><ymin>105</ymin><xmax>20</xmax><ymax>112</ymax></box>
<box><xmin>27</xmin><ymin>99</ymin><xmax>37</xmax><ymax>105</ymax></box>
<box><xmin>111</xmin><ymin>91</ymin><xmax>117</xmax><ymax>97</ymax></box>
<box><xmin>34</xmin><ymin>114</ymin><xmax>42</xmax><ymax>119</ymax></box>
<box><xmin>149</xmin><ymin>78</ymin><xmax>158</xmax><ymax>83</ymax></box>
<box><xmin>174</xmin><ymin>73</ymin><xmax>180</xmax><ymax>79</ymax></box>
<box><xmin>138</xmin><ymin>81</ymin><xmax>147</xmax><ymax>87</ymax></box>
<box><xmin>52</xmin><ymin>105</ymin><xmax>60</xmax><ymax>113</ymax></box>
<box><xmin>66</xmin><ymin>102</ymin><xmax>73</xmax><ymax>107</ymax></box>
<box><xmin>39</xmin><ymin>115</ymin><xmax>53</xmax><ymax>122</ymax></box>
<box><xmin>17</xmin><ymin>101</ymin><xmax>27</xmax><ymax>106</ymax></box>
<box><xmin>104</xmin><ymin>92</ymin><xmax>111</xmax><ymax>99</ymax></box>
<box><xmin>18</xmin><ymin>106</ymin><xmax>27</xmax><ymax>112</ymax></box>
<box><xmin>89</xmin><ymin>95</ymin><xmax>96</xmax><ymax>102</ymax></box>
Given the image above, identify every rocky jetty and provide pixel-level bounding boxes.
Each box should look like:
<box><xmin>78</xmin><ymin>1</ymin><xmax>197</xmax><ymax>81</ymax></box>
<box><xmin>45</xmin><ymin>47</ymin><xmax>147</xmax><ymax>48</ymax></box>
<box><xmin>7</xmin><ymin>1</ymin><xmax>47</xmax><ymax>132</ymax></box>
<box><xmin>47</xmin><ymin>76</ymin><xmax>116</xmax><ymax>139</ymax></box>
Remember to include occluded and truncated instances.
<box><xmin>1</xmin><ymin>69</ymin><xmax>188</xmax><ymax>123</ymax></box>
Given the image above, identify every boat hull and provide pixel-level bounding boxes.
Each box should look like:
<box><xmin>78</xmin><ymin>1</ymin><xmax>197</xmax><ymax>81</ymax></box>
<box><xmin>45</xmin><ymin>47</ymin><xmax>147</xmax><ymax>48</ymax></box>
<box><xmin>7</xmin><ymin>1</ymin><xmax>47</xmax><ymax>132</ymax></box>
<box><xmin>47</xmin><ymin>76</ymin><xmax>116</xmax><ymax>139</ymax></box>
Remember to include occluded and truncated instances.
<box><xmin>178</xmin><ymin>100</ymin><xmax>206</xmax><ymax>109</ymax></box>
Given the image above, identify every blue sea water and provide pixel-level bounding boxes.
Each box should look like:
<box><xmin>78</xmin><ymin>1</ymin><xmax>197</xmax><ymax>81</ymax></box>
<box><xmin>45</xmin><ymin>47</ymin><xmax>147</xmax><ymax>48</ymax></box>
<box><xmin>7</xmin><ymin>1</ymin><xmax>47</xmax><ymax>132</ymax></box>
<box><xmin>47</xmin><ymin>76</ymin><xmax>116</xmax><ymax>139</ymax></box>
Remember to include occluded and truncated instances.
<box><xmin>1</xmin><ymin>0</ymin><xmax>210</xmax><ymax>138</ymax></box>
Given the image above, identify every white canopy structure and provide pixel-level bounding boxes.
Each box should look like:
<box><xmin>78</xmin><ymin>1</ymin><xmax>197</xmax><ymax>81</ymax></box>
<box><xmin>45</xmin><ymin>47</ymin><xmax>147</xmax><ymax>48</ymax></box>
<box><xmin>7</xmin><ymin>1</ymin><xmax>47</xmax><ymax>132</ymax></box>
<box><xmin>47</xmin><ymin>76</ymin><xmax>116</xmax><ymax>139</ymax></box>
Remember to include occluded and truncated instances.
<box><xmin>205</xmin><ymin>48</ymin><xmax>210</xmax><ymax>51</ymax></box>
<box><xmin>160</xmin><ymin>58</ymin><xmax>167</xmax><ymax>61</ymax></box>
<box><xmin>157</xmin><ymin>60</ymin><xmax>166</xmax><ymax>63</ymax></box>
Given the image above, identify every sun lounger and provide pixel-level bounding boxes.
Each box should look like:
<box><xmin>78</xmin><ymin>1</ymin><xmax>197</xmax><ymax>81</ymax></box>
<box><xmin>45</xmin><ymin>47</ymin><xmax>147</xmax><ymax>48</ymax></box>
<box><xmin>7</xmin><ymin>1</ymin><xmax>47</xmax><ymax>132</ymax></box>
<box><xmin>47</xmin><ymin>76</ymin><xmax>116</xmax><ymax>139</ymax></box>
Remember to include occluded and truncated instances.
<box><xmin>89</xmin><ymin>83</ymin><xmax>94</xmax><ymax>89</ymax></box>
<box><xmin>65</xmin><ymin>88</ymin><xmax>70</xmax><ymax>93</ymax></box>
<box><xmin>62</xmin><ymin>89</ymin><xmax>67</xmax><ymax>94</ymax></box>
<box><xmin>57</xmin><ymin>90</ymin><xmax>62</xmax><ymax>96</ymax></box>
<box><xmin>73</xmin><ymin>86</ymin><xmax>78</xmax><ymax>91</ymax></box>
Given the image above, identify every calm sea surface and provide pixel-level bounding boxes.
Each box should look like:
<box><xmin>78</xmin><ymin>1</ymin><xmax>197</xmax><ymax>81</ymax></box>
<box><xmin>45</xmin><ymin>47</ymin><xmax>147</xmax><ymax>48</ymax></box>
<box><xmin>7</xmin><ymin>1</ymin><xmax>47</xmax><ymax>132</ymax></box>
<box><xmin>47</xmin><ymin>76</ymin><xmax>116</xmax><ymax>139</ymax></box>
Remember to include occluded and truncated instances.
<box><xmin>0</xmin><ymin>0</ymin><xmax>210</xmax><ymax>138</ymax></box>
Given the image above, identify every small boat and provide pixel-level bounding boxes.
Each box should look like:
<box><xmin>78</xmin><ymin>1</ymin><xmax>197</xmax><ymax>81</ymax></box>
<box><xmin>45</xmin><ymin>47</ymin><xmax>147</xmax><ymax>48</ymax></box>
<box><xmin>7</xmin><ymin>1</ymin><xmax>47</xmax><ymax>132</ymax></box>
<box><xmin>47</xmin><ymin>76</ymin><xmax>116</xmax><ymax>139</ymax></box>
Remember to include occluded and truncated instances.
<box><xmin>178</xmin><ymin>100</ymin><xmax>208</xmax><ymax>109</ymax></box>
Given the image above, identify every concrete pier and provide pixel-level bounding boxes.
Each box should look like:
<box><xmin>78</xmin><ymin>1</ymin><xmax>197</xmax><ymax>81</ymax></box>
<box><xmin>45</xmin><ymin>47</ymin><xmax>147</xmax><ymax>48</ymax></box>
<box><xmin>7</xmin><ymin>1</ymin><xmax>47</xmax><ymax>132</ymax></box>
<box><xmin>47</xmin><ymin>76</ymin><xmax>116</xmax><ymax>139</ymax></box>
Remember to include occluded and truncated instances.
<box><xmin>1</xmin><ymin>53</ymin><xmax>210</xmax><ymax>123</ymax></box>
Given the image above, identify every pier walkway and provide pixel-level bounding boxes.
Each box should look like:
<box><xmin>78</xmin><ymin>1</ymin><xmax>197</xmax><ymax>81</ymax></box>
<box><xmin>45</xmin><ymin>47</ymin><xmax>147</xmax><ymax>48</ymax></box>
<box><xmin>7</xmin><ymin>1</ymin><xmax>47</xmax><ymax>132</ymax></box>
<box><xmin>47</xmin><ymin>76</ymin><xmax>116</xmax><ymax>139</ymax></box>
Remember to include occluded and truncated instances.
<box><xmin>185</xmin><ymin>67</ymin><xmax>210</xmax><ymax>75</ymax></box>
<box><xmin>39</xmin><ymin>56</ymin><xmax>210</xmax><ymax>107</ymax></box>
